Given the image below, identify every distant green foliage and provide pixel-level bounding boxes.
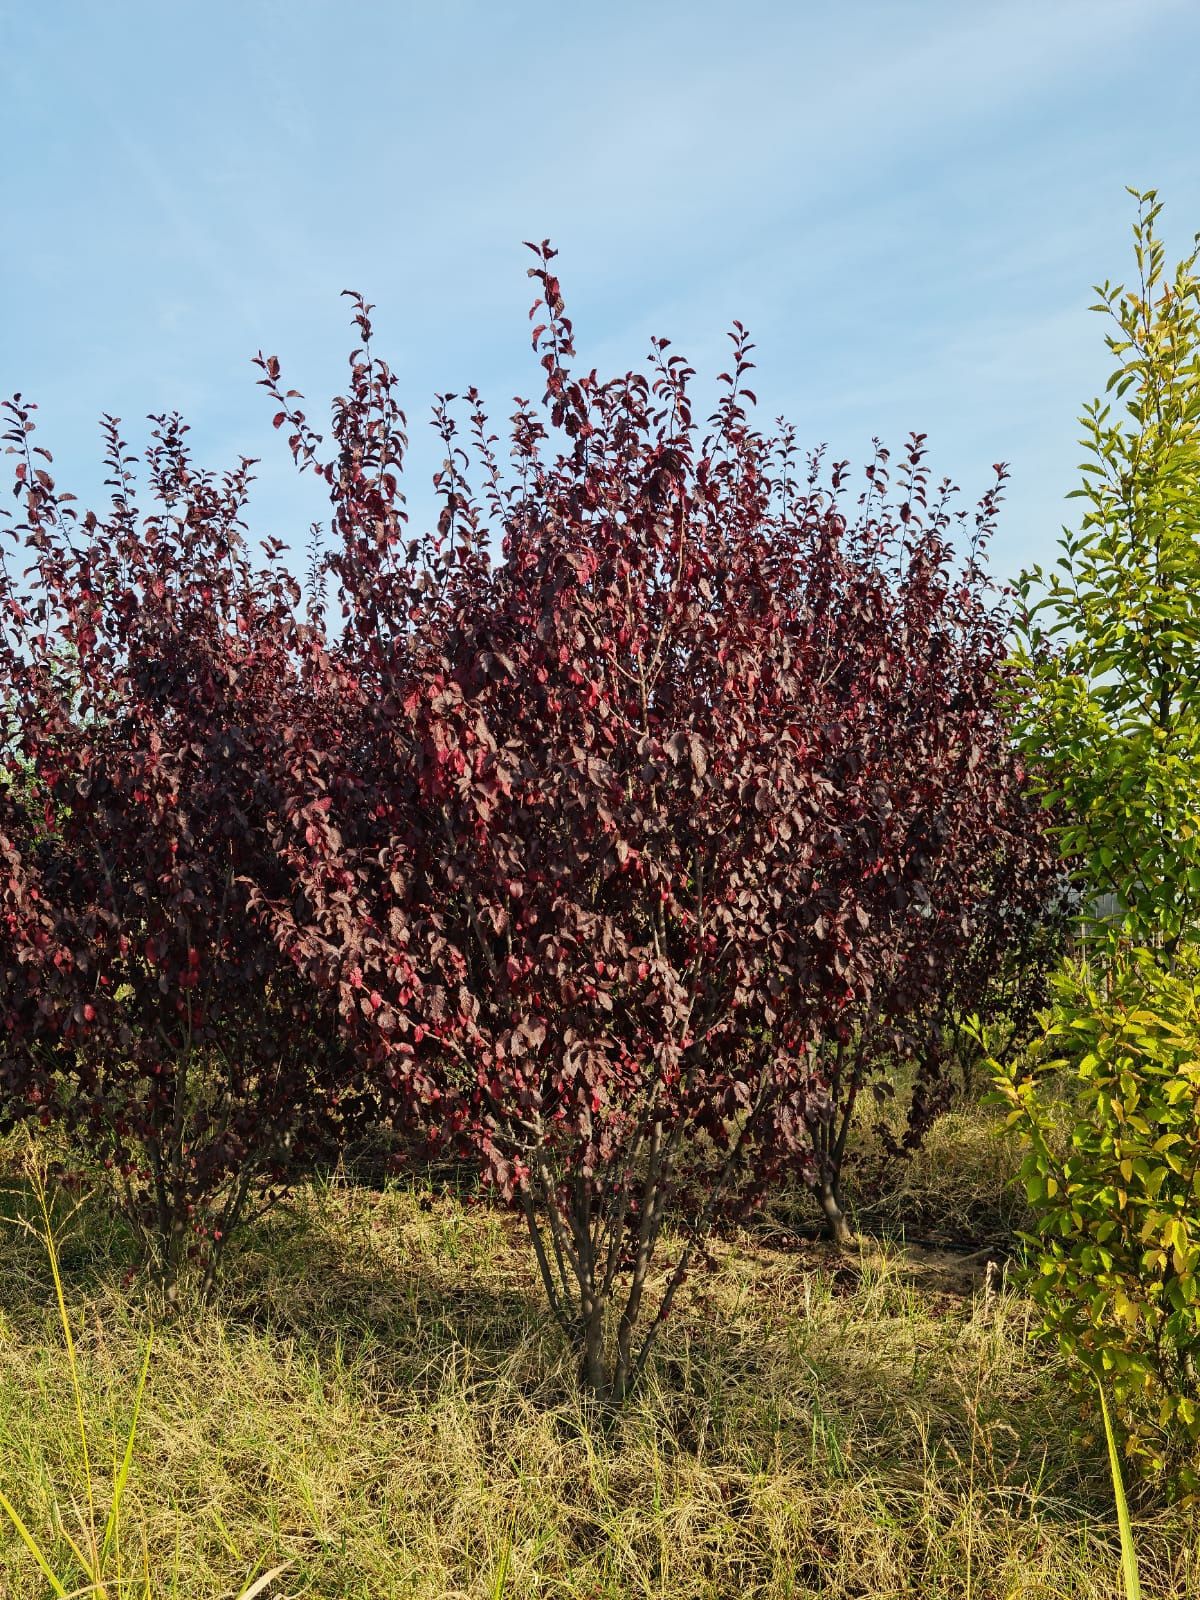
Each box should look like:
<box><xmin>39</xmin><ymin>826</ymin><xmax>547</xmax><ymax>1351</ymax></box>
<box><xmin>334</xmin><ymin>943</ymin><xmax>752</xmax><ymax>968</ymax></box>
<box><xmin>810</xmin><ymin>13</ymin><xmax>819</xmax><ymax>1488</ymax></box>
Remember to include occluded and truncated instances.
<box><xmin>996</xmin><ymin>952</ymin><xmax>1200</xmax><ymax>1495</ymax></box>
<box><xmin>1014</xmin><ymin>188</ymin><xmax>1200</xmax><ymax>953</ymax></box>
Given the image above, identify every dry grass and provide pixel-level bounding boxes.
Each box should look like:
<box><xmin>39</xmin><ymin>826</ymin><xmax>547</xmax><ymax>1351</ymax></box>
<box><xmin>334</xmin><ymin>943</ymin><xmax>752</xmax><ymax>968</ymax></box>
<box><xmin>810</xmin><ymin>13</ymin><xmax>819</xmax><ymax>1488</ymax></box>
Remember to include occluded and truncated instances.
<box><xmin>843</xmin><ymin>1095</ymin><xmax>1035</xmax><ymax>1247</ymax></box>
<box><xmin>0</xmin><ymin>1121</ymin><xmax>1196</xmax><ymax>1599</ymax></box>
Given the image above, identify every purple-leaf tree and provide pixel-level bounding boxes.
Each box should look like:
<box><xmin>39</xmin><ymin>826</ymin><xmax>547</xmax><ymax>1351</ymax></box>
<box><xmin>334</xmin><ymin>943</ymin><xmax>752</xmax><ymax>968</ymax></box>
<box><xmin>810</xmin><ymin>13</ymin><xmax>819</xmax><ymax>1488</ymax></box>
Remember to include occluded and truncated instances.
<box><xmin>255</xmin><ymin>254</ymin><xmax>1055</xmax><ymax>1396</ymax></box>
<box><xmin>0</xmin><ymin>402</ymin><xmax>370</xmax><ymax>1294</ymax></box>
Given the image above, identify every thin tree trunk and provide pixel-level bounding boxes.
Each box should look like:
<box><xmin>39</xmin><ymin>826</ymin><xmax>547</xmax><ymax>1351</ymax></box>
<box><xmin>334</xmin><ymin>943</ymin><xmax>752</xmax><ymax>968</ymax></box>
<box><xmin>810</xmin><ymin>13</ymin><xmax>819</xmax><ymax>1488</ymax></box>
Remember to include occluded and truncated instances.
<box><xmin>579</xmin><ymin>1291</ymin><xmax>607</xmax><ymax>1397</ymax></box>
<box><xmin>818</xmin><ymin>1175</ymin><xmax>854</xmax><ymax>1247</ymax></box>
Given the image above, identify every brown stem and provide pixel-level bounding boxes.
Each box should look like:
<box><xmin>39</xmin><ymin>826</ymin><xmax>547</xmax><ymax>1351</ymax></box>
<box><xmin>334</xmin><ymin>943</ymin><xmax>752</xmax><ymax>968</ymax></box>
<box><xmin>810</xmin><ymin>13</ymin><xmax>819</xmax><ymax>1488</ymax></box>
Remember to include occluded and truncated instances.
<box><xmin>818</xmin><ymin>1175</ymin><xmax>854</xmax><ymax>1248</ymax></box>
<box><xmin>518</xmin><ymin>1189</ymin><xmax>574</xmax><ymax>1336</ymax></box>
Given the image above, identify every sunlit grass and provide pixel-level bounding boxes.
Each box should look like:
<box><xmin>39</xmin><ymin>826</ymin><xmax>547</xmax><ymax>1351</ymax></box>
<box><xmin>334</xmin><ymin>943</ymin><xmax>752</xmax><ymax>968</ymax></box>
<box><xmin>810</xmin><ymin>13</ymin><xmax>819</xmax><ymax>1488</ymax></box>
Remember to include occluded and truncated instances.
<box><xmin>0</xmin><ymin>1144</ymin><xmax>292</xmax><ymax>1599</ymax></box>
<box><xmin>0</xmin><ymin>1131</ymin><xmax>1194</xmax><ymax>1598</ymax></box>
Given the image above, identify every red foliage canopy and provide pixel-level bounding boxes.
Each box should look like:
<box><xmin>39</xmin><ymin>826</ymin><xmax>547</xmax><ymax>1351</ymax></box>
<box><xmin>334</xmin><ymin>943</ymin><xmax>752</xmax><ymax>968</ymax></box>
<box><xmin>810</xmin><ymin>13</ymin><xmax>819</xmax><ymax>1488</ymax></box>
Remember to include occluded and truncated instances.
<box><xmin>0</xmin><ymin>403</ymin><xmax>368</xmax><ymax>1289</ymax></box>
<box><xmin>255</xmin><ymin>253</ymin><xmax>1055</xmax><ymax>1394</ymax></box>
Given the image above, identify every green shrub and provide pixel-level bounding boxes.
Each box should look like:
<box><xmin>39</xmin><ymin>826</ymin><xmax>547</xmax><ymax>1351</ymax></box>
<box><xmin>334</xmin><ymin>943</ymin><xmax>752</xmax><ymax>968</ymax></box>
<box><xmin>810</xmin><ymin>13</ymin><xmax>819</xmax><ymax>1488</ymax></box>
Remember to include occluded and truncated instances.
<box><xmin>1004</xmin><ymin>189</ymin><xmax>1200</xmax><ymax>1501</ymax></box>
<box><xmin>994</xmin><ymin>949</ymin><xmax>1200</xmax><ymax>1496</ymax></box>
<box><xmin>1014</xmin><ymin>189</ymin><xmax>1200</xmax><ymax>955</ymax></box>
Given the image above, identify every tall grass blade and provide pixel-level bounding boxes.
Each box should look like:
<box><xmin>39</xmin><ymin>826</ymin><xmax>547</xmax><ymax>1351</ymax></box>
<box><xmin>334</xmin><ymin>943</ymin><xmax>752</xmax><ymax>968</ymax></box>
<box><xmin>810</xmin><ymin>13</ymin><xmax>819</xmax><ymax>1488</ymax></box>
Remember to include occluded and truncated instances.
<box><xmin>58</xmin><ymin>1513</ymin><xmax>101</xmax><ymax>1586</ymax></box>
<box><xmin>100</xmin><ymin>1335</ymin><xmax>154</xmax><ymax>1568</ymax></box>
<box><xmin>1096</xmin><ymin>1376</ymin><xmax>1142</xmax><ymax>1600</ymax></box>
<box><xmin>31</xmin><ymin>1156</ymin><xmax>98</xmax><ymax>1570</ymax></box>
<box><xmin>0</xmin><ymin>1484</ymin><xmax>70</xmax><ymax>1598</ymax></box>
<box><xmin>491</xmin><ymin>1524</ymin><xmax>513</xmax><ymax>1600</ymax></box>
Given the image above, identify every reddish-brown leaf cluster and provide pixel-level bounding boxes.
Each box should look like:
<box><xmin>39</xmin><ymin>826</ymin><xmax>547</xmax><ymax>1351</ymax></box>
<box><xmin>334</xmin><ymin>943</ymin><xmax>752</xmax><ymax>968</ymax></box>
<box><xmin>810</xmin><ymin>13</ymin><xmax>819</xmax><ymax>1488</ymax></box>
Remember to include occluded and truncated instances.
<box><xmin>0</xmin><ymin>404</ymin><xmax>368</xmax><ymax>1291</ymax></box>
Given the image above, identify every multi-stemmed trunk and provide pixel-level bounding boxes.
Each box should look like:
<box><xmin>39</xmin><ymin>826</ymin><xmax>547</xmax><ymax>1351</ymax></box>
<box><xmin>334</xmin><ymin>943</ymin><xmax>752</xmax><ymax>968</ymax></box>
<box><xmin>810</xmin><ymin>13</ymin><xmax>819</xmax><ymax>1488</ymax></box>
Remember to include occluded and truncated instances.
<box><xmin>518</xmin><ymin>1151</ymin><xmax>679</xmax><ymax>1405</ymax></box>
<box><xmin>807</xmin><ymin>1034</ymin><xmax>859</xmax><ymax>1247</ymax></box>
<box><xmin>515</xmin><ymin>1090</ymin><xmax>770</xmax><ymax>1403</ymax></box>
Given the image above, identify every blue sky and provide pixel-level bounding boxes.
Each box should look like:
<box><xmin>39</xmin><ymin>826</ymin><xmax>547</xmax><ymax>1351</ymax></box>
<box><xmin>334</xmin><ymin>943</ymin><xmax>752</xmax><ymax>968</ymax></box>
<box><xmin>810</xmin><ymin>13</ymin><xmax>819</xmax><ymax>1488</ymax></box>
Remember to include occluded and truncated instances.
<box><xmin>2</xmin><ymin>0</ymin><xmax>1199</xmax><ymax>584</ymax></box>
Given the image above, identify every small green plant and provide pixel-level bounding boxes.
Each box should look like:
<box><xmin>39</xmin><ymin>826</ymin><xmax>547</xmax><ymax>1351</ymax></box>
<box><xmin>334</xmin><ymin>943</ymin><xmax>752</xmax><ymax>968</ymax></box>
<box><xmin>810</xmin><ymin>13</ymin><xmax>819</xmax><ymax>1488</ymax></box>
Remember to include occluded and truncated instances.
<box><xmin>993</xmin><ymin>951</ymin><xmax>1200</xmax><ymax>1498</ymax></box>
<box><xmin>0</xmin><ymin>1148</ymin><xmax>290</xmax><ymax>1599</ymax></box>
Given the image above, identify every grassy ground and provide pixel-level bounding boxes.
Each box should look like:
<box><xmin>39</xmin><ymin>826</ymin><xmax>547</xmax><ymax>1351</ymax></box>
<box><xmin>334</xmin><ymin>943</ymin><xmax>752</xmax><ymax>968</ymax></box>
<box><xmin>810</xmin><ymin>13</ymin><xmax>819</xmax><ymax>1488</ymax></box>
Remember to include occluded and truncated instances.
<box><xmin>0</xmin><ymin>1106</ymin><xmax>1196</xmax><ymax>1599</ymax></box>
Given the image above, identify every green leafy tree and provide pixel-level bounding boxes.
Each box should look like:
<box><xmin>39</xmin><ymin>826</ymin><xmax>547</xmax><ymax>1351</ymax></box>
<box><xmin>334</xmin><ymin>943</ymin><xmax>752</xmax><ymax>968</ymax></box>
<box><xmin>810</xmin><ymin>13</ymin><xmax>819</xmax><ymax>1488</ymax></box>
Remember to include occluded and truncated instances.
<box><xmin>1015</xmin><ymin>189</ymin><xmax>1200</xmax><ymax>954</ymax></box>
<box><xmin>1003</xmin><ymin>191</ymin><xmax>1200</xmax><ymax>1499</ymax></box>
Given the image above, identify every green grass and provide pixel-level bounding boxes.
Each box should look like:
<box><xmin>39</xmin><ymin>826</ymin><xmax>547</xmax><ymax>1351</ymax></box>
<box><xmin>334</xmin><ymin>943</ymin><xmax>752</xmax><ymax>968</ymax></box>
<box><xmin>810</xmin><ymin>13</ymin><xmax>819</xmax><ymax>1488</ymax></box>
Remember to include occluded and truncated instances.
<box><xmin>0</xmin><ymin>1122</ymin><xmax>1195</xmax><ymax>1599</ymax></box>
